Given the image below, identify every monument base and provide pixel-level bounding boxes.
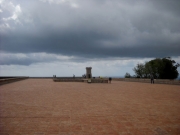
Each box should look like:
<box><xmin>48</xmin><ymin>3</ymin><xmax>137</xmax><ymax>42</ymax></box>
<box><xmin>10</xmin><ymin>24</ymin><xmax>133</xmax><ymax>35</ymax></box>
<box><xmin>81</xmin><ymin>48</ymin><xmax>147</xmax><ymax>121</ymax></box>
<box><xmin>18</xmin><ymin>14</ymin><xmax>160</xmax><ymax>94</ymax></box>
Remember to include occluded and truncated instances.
<box><xmin>53</xmin><ymin>78</ymin><xmax>108</xmax><ymax>83</ymax></box>
<box><xmin>83</xmin><ymin>79</ymin><xmax>108</xmax><ymax>83</ymax></box>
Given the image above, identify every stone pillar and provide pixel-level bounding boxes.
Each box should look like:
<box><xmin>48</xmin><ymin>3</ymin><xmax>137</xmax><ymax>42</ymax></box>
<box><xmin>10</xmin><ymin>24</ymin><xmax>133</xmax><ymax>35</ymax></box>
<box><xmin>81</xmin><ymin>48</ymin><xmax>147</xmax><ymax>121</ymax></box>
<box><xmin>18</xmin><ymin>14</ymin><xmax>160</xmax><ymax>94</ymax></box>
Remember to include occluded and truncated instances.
<box><xmin>86</xmin><ymin>67</ymin><xmax>92</xmax><ymax>79</ymax></box>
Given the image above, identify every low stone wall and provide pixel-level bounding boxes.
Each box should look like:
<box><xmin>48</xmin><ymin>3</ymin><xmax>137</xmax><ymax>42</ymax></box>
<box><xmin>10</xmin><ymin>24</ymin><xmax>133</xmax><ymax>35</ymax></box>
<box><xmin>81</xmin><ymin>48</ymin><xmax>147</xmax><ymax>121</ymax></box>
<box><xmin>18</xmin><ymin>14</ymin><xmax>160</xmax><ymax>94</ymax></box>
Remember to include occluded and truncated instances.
<box><xmin>53</xmin><ymin>78</ymin><xmax>83</xmax><ymax>82</ymax></box>
<box><xmin>83</xmin><ymin>79</ymin><xmax>108</xmax><ymax>83</ymax></box>
<box><xmin>0</xmin><ymin>77</ymin><xmax>29</xmax><ymax>85</ymax></box>
<box><xmin>55</xmin><ymin>77</ymin><xmax>83</xmax><ymax>79</ymax></box>
<box><xmin>112</xmin><ymin>78</ymin><xmax>180</xmax><ymax>85</ymax></box>
<box><xmin>53</xmin><ymin>78</ymin><xmax>108</xmax><ymax>83</ymax></box>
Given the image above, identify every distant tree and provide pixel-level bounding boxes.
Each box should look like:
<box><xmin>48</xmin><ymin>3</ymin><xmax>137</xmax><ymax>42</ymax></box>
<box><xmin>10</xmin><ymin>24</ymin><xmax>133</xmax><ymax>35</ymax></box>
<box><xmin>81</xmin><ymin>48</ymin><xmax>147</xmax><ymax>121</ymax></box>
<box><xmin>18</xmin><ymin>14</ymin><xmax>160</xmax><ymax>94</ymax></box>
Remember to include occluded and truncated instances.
<box><xmin>133</xmin><ymin>63</ymin><xmax>145</xmax><ymax>78</ymax></box>
<box><xmin>145</xmin><ymin>58</ymin><xmax>164</xmax><ymax>79</ymax></box>
<box><xmin>160</xmin><ymin>57</ymin><xmax>179</xmax><ymax>79</ymax></box>
<box><xmin>132</xmin><ymin>57</ymin><xmax>179</xmax><ymax>79</ymax></box>
<box><xmin>124</xmin><ymin>72</ymin><xmax>131</xmax><ymax>78</ymax></box>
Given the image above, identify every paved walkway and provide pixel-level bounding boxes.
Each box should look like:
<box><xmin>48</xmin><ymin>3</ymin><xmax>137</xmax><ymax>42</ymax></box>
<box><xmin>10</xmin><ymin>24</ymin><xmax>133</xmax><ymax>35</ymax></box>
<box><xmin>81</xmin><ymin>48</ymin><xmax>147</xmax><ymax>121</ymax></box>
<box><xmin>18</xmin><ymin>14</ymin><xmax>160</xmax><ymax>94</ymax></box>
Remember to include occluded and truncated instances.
<box><xmin>0</xmin><ymin>79</ymin><xmax>180</xmax><ymax>135</ymax></box>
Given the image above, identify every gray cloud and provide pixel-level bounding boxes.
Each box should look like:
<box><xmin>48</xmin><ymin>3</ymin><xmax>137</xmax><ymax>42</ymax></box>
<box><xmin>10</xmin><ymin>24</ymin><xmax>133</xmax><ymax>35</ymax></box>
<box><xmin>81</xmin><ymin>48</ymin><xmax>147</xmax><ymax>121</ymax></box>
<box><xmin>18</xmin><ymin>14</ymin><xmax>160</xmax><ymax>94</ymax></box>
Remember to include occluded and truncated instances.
<box><xmin>0</xmin><ymin>52</ymin><xmax>78</xmax><ymax>65</ymax></box>
<box><xmin>0</xmin><ymin>51</ymin><xmax>136</xmax><ymax>66</ymax></box>
<box><xmin>0</xmin><ymin>0</ymin><xmax>180</xmax><ymax>65</ymax></box>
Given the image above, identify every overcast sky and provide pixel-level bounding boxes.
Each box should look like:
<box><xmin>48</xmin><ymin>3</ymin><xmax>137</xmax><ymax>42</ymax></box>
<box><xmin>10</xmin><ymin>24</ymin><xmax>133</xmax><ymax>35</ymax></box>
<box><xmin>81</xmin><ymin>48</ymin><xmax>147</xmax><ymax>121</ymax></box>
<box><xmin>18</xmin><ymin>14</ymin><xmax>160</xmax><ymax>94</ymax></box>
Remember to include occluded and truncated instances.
<box><xmin>0</xmin><ymin>0</ymin><xmax>180</xmax><ymax>77</ymax></box>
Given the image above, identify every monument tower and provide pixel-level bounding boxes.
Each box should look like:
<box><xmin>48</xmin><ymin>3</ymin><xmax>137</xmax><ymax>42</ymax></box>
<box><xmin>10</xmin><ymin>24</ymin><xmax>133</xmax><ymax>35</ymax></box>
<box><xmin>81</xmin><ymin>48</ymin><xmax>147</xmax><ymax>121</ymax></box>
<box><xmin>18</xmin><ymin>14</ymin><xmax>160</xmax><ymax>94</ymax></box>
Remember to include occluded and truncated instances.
<box><xmin>86</xmin><ymin>67</ymin><xmax>92</xmax><ymax>78</ymax></box>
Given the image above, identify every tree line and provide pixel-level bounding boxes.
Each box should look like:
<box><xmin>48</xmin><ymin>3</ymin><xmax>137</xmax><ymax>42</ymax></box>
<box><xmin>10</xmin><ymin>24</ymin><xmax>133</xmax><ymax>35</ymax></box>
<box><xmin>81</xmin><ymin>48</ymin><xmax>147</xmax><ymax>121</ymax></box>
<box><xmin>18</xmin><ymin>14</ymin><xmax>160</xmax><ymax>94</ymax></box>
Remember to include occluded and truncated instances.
<box><xmin>125</xmin><ymin>57</ymin><xmax>179</xmax><ymax>79</ymax></box>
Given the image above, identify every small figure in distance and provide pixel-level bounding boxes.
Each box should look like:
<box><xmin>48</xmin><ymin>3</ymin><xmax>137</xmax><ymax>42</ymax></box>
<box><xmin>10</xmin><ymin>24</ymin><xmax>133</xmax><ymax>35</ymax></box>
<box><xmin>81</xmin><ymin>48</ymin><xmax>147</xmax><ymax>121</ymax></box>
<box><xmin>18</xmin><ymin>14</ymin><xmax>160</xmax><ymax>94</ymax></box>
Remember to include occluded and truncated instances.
<box><xmin>73</xmin><ymin>74</ymin><xmax>75</xmax><ymax>78</ymax></box>
<box><xmin>109</xmin><ymin>77</ymin><xmax>112</xmax><ymax>84</ymax></box>
<box><xmin>150</xmin><ymin>74</ymin><xmax>154</xmax><ymax>84</ymax></box>
<box><xmin>82</xmin><ymin>74</ymin><xmax>86</xmax><ymax>78</ymax></box>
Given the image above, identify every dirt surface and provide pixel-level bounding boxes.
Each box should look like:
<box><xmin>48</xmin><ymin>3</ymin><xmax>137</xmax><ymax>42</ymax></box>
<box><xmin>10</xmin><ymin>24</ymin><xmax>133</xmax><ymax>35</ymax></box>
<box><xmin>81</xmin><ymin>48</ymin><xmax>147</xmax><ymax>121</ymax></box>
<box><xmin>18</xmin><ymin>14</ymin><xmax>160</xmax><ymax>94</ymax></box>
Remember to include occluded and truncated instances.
<box><xmin>0</xmin><ymin>79</ymin><xmax>180</xmax><ymax>135</ymax></box>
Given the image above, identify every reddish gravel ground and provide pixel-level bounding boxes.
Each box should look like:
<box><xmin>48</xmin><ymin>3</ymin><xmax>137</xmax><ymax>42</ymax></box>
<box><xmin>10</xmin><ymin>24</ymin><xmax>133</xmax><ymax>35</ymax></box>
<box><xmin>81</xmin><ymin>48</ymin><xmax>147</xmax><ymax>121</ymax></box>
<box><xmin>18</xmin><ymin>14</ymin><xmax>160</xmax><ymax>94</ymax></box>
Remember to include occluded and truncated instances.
<box><xmin>0</xmin><ymin>79</ymin><xmax>180</xmax><ymax>135</ymax></box>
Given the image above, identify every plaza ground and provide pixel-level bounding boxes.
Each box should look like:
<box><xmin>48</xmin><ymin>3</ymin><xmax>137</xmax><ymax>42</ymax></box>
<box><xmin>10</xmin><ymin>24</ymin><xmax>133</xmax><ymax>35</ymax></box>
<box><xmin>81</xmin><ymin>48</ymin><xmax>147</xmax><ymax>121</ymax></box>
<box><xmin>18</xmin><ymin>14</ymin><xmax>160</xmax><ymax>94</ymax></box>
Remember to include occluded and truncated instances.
<box><xmin>0</xmin><ymin>79</ymin><xmax>180</xmax><ymax>135</ymax></box>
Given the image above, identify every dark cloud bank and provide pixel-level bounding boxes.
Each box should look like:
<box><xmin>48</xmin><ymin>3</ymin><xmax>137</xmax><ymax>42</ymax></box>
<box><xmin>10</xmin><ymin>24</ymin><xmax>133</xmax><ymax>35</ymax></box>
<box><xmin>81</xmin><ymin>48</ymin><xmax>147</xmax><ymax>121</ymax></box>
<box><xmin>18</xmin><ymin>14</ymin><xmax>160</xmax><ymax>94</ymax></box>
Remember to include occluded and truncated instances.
<box><xmin>0</xmin><ymin>0</ymin><xmax>180</xmax><ymax>65</ymax></box>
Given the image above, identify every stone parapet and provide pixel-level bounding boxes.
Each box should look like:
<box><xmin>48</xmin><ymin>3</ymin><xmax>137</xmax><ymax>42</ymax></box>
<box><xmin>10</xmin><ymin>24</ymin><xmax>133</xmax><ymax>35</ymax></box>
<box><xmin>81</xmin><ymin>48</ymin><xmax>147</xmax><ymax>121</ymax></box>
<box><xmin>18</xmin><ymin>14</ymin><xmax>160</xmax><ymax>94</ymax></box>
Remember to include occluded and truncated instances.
<box><xmin>53</xmin><ymin>78</ymin><xmax>83</xmax><ymax>82</ymax></box>
<box><xmin>53</xmin><ymin>78</ymin><xmax>108</xmax><ymax>83</ymax></box>
<box><xmin>112</xmin><ymin>78</ymin><xmax>180</xmax><ymax>85</ymax></box>
<box><xmin>83</xmin><ymin>79</ymin><xmax>108</xmax><ymax>83</ymax></box>
<box><xmin>0</xmin><ymin>77</ymin><xmax>29</xmax><ymax>85</ymax></box>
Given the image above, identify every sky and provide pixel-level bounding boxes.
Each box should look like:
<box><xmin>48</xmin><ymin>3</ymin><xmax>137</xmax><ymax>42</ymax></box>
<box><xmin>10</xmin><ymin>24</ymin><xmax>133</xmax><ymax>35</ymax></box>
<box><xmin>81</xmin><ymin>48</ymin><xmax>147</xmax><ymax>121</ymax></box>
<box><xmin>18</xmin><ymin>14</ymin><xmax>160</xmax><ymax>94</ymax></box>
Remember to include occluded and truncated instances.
<box><xmin>0</xmin><ymin>0</ymin><xmax>180</xmax><ymax>77</ymax></box>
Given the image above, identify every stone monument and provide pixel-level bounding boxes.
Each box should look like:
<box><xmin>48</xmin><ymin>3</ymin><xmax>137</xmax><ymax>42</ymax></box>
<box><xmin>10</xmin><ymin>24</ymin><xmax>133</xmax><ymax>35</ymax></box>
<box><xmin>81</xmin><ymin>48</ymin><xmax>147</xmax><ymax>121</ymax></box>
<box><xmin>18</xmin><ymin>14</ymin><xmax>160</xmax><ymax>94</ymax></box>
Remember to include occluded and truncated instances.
<box><xmin>86</xmin><ymin>67</ymin><xmax>92</xmax><ymax>79</ymax></box>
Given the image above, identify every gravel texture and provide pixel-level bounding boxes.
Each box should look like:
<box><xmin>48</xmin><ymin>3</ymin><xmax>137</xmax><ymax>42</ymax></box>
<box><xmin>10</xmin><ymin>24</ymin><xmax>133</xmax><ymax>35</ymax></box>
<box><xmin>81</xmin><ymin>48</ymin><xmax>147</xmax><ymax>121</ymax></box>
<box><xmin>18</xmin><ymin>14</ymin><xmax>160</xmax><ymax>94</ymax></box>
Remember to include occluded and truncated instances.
<box><xmin>0</xmin><ymin>79</ymin><xmax>180</xmax><ymax>135</ymax></box>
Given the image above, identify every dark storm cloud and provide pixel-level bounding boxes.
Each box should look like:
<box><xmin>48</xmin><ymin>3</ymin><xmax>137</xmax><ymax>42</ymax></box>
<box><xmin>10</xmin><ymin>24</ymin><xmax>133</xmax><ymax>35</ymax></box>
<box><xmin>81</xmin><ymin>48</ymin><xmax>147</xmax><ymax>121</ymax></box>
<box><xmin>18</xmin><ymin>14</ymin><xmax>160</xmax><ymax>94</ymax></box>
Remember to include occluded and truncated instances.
<box><xmin>1</xmin><ymin>27</ymin><xmax>180</xmax><ymax>58</ymax></box>
<box><xmin>1</xmin><ymin>0</ymin><xmax>180</xmax><ymax>64</ymax></box>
